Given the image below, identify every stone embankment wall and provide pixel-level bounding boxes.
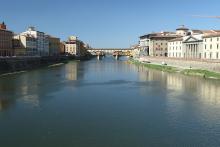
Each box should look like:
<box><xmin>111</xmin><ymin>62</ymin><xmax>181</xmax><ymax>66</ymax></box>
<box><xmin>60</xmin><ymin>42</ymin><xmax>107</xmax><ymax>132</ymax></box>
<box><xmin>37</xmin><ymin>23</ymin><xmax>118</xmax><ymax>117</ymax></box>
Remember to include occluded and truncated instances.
<box><xmin>142</xmin><ymin>57</ymin><xmax>220</xmax><ymax>72</ymax></box>
<box><xmin>0</xmin><ymin>56</ymin><xmax>68</xmax><ymax>74</ymax></box>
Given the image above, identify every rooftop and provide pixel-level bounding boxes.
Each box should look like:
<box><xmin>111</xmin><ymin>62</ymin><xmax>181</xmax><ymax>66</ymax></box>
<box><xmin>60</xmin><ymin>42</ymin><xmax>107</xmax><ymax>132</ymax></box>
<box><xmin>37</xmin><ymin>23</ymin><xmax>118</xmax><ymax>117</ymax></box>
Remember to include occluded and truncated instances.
<box><xmin>168</xmin><ymin>37</ymin><xmax>183</xmax><ymax>42</ymax></box>
<box><xmin>176</xmin><ymin>25</ymin><xmax>189</xmax><ymax>31</ymax></box>
<box><xmin>203</xmin><ymin>32</ymin><xmax>220</xmax><ymax>38</ymax></box>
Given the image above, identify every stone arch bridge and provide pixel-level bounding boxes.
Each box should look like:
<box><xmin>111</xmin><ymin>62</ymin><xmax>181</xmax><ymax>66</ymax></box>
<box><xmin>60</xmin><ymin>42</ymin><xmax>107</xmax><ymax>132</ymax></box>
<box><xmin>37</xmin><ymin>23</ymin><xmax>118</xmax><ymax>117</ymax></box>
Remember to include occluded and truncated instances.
<box><xmin>87</xmin><ymin>48</ymin><xmax>133</xmax><ymax>56</ymax></box>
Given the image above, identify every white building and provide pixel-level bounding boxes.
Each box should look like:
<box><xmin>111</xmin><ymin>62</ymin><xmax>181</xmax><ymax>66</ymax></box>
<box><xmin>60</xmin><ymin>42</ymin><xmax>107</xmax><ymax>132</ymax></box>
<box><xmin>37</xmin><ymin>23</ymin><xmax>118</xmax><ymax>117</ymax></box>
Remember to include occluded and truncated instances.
<box><xmin>21</xmin><ymin>27</ymin><xmax>49</xmax><ymax>56</ymax></box>
<box><xmin>139</xmin><ymin>35</ymin><xmax>150</xmax><ymax>56</ymax></box>
<box><xmin>65</xmin><ymin>36</ymin><xmax>81</xmax><ymax>56</ymax></box>
<box><xmin>14</xmin><ymin>34</ymin><xmax>37</xmax><ymax>55</ymax></box>
<box><xmin>182</xmin><ymin>34</ymin><xmax>204</xmax><ymax>59</ymax></box>
<box><xmin>168</xmin><ymin>37</ymin><xmax>183</xmax><ymax>58</ymax></box>
<box><xmin>176</xmin><ymin>25</ymin><xmax>189</xmax><ymax>36</ymax></box>
<box><xmin>168</xmin><ymin>29</ymin><xmax>220</xmax><ymax>60</ymax></box>
<box><xmin>203</xmin><ymin>33</ymin><xmax>220</xmax><ymax>59</ymax></box>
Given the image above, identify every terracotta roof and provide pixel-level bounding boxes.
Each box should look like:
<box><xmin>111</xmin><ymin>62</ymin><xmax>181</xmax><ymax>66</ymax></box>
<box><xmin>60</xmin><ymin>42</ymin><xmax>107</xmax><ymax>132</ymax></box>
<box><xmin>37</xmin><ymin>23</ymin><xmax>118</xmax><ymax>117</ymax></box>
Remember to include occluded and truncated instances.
<box><xmin>168</xmin><ymin>37</ymin><xmax>183</xmax><ymax>42</ymax></box>
<box><xmin>191</xmin><ymin>30</ymin><xmax>220</xmax><ymax>34</ymax></box>
<box><xmin>203</xmin><ymin>32</ymin><xmax>220</xmax><ymax>38</ymax></box>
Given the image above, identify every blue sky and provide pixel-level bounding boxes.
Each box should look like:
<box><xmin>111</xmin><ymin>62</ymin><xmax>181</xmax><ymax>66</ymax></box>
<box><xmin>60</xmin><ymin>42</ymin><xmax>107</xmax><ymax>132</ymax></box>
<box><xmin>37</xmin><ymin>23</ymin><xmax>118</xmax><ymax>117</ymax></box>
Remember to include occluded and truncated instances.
<box><xmin>0</xmin><ymin>0</ymin><xmax>220</xmax><ymax>48</ymax></box>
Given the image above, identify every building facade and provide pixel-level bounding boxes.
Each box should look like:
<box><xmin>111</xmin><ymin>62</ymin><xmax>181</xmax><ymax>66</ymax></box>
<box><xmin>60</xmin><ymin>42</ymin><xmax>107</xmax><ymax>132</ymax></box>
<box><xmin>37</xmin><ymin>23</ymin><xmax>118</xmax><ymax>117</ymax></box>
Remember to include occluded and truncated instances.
<box><xmin>168</xmin><ymin>29</ymin><xmax>220</xmax><ymax>60</ymax></box>
<box><xmin>182</xmin><ymin>34</ymin><xmax>203</xmax><ymax>59</ymax></box>
<box><xmin>21</xmin><ymin>27</ymin><xmax>49</xmax><ymax>56</ymax></box>
<box><xmin>139</xmin><ymin>32</ymin><xmax>178</xmax><ymax>57</ymax></box>
<box><xmin>139</xmin><ymin>35</ymin><xmax>150</xmax><ymax>56</ymax></box>
<box><xmin>14</xmin><ymin>34</ymin><xmax>37</xmax><ymax>56</ymax></box>
<box><xmin>49</xmin><ymin>36</ymin><xmax>60</xmax><ymax>56</ymax></box>
<box><xmin>203</xmin><ymin>33</ymin><xmax>220</xmax><ymax>60</ymax></box>
<box><xmin>0</xmin><ymin>22</ymin><xmax>13</xmax><ymax>56</ymax></box>
<box><xmin>12</xmin><ymin>38</ymin><xmax>26</xmax><ymax>56</ymax></box>
<box><xmin>168</xmin><ymin>38</ymin><xmax>183</xmax><ymax>58</ymax></box>
<box><xmin>149</xmin><ymin>32</ymin><xmax>178</xmax><ymax>57</ymax></box>
<box><xmin>65</xmin><ymin>36</ymin><xmax>81</xmax><ymax>56</ymax></box>
<box><xmin>59</xmin><ymin>42</ymin><xmax>65</xmax><ymax>55</ymax></box>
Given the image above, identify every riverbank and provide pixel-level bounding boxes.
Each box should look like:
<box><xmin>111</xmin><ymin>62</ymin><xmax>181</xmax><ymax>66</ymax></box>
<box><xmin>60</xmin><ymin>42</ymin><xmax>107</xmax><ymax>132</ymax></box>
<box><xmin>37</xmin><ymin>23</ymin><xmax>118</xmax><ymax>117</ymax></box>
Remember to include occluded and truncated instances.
<box><xmin>129</xmin><ymin>58</ymin><xmax>220</xmax><ymax>80</ymax></box>
<box><xmin>0</xmin><ymin>55</ymin><xmax>92</xmax><ymax>75</ymax></box>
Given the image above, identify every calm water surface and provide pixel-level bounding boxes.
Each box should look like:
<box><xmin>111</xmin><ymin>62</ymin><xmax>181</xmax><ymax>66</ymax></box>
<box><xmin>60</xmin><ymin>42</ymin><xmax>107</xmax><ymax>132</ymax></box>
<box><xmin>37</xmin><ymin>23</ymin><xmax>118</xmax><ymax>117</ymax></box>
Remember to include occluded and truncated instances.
<box><xmin>1</xmin><ymin>57</ymin><xmax>220</xmax><ymax>147</ymax></box>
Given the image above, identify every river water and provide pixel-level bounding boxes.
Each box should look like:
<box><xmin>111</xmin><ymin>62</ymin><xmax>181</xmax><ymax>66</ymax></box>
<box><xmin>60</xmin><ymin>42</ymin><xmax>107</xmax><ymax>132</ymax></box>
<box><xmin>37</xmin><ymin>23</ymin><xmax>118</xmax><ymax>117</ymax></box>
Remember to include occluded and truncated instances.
<box><xmin>0</xmin><ymin>56</ymin><xmax>220</xmax><ymax>147</ymax></box>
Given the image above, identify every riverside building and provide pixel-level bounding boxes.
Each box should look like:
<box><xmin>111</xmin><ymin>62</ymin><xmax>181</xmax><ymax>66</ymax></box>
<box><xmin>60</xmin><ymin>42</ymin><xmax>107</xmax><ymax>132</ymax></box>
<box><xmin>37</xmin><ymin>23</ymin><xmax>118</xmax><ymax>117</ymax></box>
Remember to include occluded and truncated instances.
<box><xmin>168</xmin><ymin>28</ymin><xmax>220</xmax><ymax>60</ymax></box>
<box><xmin>168</xmin><ymin>30</ymin><xmax>204</xmax><ymax>59</ymax></box>
<box><xmin>64</xmin><ymin>36</ymin><xmax>88</xmax><ymax>56</ymax></box>
<box><xmin>21</xmin><ymin>27</ymin><xmax>49</xmax><ymax>56</ymax></box>
<box><xmin>203</xmin><ymin>33</ymin><xmax>220</xmax><ymax>60</ymax></box>
<box><xmin>13</xmin><ymin>34</ymin><xmax>37</xmax><ymax>56</ymax></box>
<box><xmin>0</xmin><ymin>22</ymin><xmax>13</xmax><ymax>56</ymax></box>
<box><xmin>48</xmin><ymin>36</ymin><xmax>60</xmax><ymax>56</ymax></box>
<box><xmin>139</xmin><ymin>31</ymin><xmax>179</xmax><ymax>57</ymax></box>
<box><xmin>65</xmin><ymin>36</ymin><xmax>80</xmax><ymax>56</ymax></box>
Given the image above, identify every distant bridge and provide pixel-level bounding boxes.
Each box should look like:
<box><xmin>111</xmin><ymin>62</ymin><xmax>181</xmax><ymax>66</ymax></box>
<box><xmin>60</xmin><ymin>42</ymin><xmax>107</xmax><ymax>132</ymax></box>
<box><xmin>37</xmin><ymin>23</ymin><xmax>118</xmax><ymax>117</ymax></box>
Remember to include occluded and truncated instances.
<box><xmin>87</xmin><ymin>48</ymin><xmax>133</xmax><ymax>60</ymax></box>
<box><xmin>87</xmin><ymin>48</ymin><xmax>133</xmax><ymax>54</ymax></box>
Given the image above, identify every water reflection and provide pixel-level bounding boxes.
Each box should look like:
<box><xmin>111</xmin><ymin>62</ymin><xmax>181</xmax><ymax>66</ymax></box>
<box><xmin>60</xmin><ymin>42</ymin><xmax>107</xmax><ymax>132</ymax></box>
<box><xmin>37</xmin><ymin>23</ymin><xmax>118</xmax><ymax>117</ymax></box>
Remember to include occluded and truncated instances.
<box><xmin>0</xmin><ymin>61</ymin><xmax>83</xmax><ymax>111</ymax></box>
<box><xmin>1</xmin><ymin>57</ymin><xmax>220</xmax><ymax>146</ymax></box>
<box><xmin>137</xmin><ymin>65</ymin><xmax>220</xmax><ymax>105</ymax></box>
<box><xmin>0</xmin><ymin>98</ymin><xmax>14</xmax><ymax>111</ymax></box>
<box><xmin>65</xmin><ymin>61</ymin><xmax>80</xmax><ymax>81</ymax></box>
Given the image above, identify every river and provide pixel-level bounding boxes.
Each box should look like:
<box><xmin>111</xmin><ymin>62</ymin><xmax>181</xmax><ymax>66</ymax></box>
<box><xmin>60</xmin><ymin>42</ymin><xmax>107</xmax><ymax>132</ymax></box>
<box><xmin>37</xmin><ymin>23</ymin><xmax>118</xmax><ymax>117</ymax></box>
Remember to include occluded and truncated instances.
<box><xmin>0</xmin><ymin>56</ymin><xmax>220</xmax><ymax>147</ymax></box>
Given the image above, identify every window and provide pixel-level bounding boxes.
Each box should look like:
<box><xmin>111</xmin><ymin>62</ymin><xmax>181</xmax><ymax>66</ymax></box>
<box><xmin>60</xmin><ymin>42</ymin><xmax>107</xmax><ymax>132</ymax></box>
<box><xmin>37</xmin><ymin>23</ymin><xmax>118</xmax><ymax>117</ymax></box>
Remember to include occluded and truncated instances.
<box><xmin>210</xmin><ymin>52</ymin><xmax>212</xmax><ymax>59</ymax></box>
<box><xmin>210</xmin><ymin>38</ymin><xmax>212</xmax><ymax>42</ymax></box>
<box><xmin>217</xmin><ymin>52</ymin><xmax>219</xmax><ymax>59</ymax></box>
<box><xmin>217</xmin><ymin>44</ymin><xmax>219</xmax><ymax>49</ymax></box>
<box><xmin>205</xmin><ymin>45</ymin><xmax>206</xmax><ymax>50</ymax></box>
<box><xmin>204</xmin><ymin>52</ymin><xmax>206</xmax><ymax>58</ymax></box>
<box><xmin>217</xmin><ymin>38</ymin><xmax>219</xmax><ymax>41</ymax></box>
<box><xmin>210</xmin><ymin>45</ymin><xmax>212</xmax><ymax>49</ymax></box>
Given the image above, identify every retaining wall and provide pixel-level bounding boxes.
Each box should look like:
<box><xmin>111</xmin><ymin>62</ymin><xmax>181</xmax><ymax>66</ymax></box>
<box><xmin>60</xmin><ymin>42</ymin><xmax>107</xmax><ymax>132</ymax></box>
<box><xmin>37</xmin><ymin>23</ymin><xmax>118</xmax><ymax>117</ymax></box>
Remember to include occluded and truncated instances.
<box><xmin>142</xmin><ymin>57</ymin><xmax>220</xmax><ymax>72</ymax></box>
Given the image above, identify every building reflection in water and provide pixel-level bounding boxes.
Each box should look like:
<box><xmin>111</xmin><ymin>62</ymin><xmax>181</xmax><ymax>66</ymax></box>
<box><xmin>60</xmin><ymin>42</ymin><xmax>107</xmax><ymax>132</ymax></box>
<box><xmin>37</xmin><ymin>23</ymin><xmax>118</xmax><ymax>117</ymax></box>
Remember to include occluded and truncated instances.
<box><xmin>65</xmin><ymin>61</ymin><xmax>79</xmax><ymax>81</ymax></box>
<box><xmin>0</xmin><ymin>98</ymin><xmax>13</xmax><ymax>111</ymax></box>
<box><xmin>0</xmin><ymin>61</ymin><xmax>85</xmax><ymax>111</ymax></box>
<box><xmin>137</xmin><ymin>65</ymin><xmax>220</xmax><ymax>105</ymax></box>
